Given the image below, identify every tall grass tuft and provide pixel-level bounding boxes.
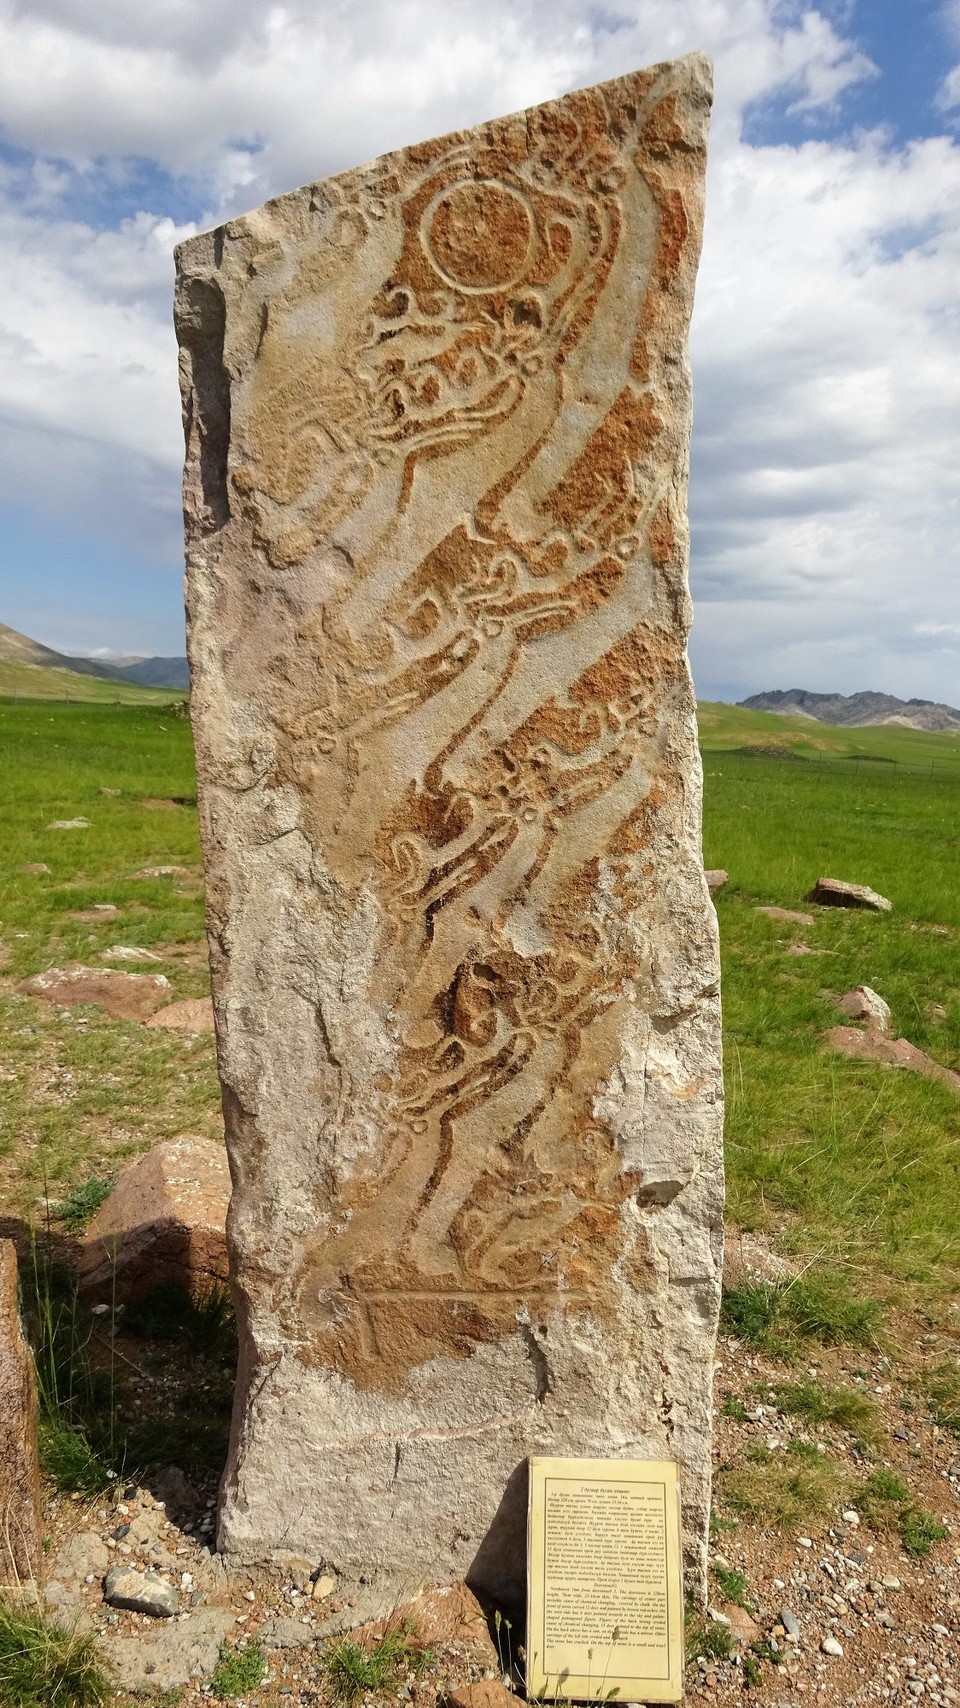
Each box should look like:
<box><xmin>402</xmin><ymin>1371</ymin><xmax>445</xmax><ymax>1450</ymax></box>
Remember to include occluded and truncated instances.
<box><xmin>0</xmin><ymin>1598</ymin><xmax>109</xmax><ymax>1707</ymax></box>
<box><xmin>721</xmin><ymin>1275</ymin><xmax>879</xmax><ymax>1356</ymax></box>
<box><xmin>21</xmin><ymin>1244</ymin><xmax>117</xmax><ymax>1494</ymax></box>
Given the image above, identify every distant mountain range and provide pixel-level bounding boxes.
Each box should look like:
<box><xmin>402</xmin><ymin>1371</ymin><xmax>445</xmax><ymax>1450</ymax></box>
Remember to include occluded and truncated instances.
<box><xmin>0</xmin><ymin>623</ymin><xmax>189</xmax><ymax>691</ymax></box>
<box><xmin>740</xmin><ymin>688</ymin><xmax>960</xmax><ymax>733</ymax></box>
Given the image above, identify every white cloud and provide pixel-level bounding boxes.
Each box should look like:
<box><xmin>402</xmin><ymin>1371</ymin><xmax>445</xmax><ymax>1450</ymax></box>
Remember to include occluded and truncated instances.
<box><xmin>0</xmin><ymin>0</ymin><xmax>957</xmax><ymax>702</ymax></box>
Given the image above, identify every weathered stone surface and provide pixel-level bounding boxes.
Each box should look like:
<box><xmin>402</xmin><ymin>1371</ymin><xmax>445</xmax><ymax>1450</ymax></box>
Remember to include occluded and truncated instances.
<box><xmin>0</xmin><ymin>1241</ymin><xmax>43</xmax><ymax>1583</ymax></box>
<box><xmin>176</xmin><ymin>54</ymin><xmax>722</xmax><ymax>1604</ymax></box>
<box><xmin>705</xmin><ymin>868</ymin><xmax>728</xmax><ymax>891</ymax></box>
<box><xmin>806</xmin><ymin>876</ymin><xmax>892</xmax><ymax>912</ymax></box>
<box><xmin>101</xmin><ymin>1609</ymin><xmax>237</xmax><ymax>1691</ymax></box>
<box><xmin>77</xmin><ymin>1137</ymin><xmax>231</xmax><ymax>1302</ymax></box>
<box><xmin>52</xmin><ymin>1529</ymin><xmax>110</xmax><ymax>1584</ymax></box>
<box><xmin>261</xmin><ymin>1615</ymin><xmax>316</xmax><ymax>1649</ymax></box>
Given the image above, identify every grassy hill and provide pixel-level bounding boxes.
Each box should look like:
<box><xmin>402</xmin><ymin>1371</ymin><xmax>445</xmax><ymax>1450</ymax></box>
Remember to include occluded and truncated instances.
<box><xmin>0</xmin><ymin>658</ymin><xmax>178</xmax><ymax>705</ymax></box>
<box><xmin>698</xmin><ymin>698</ymin><xmax>960</xmax><ymax>773</ymax></box>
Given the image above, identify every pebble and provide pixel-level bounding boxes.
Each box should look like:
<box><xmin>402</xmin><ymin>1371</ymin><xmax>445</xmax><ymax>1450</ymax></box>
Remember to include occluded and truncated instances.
<box><xmin>842</xmin><ymin>1510</ymin><xmax>860</xmax><ymax>1526</ymax></box>
<box><xmin>780</xmin><ymin>1609</ymin><xmax>801</xmax><ymax>1638</ymax></box>
<box><xmin>104</xmin><ymin>1566</ymin><xmax>179</xmax><ymax>1619</ymax></box>
<box><xmin>821</xmin><ymin>1636</ymin><xmax>844</xmax><ymax>1657</ymax></box>
<box><xmin>797</xmin><ymin>1537</ymin><xmax>813</xmax><ymax>1549</ymax></box>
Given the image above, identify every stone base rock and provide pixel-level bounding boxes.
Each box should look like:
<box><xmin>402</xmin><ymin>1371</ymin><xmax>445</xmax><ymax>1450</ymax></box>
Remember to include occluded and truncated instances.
<box><xmin>102</xmin><ymin>1607</ymin><xmax>236</xmax><ymax>1691</ymax></box>
<box><xmin>77</xmin><ymin>1137</ymin><xmax>231</xmax><ymax>1303</ymax></box>
<box><xmin>0</xmin><ymin>1241</ymin><xmax>43</xmax><ymax>1584</ymax></box>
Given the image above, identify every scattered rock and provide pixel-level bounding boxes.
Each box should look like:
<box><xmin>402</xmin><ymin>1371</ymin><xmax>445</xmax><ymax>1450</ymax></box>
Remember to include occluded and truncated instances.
<box><xmin>806</xmin><ymin>876</ymin><xmax>892</xmax><ymax>912</ymax></box>
<box><xmin>146</xmin><ymin>996</ymin><xmax>216</xmax><ymax>1035</ymax></box>
<box><xmin>70</xmin><ymin>904</ymin><xmax>120</xmax><ymax>922</ymax></box>
<box><xmin>705</xmin><ymin>869</ymin><xmax>728</xmax><ymax>892</ymax></box>
<box><xmin>780</xmin><ymin>1608</ymin><xmax>800</xmax><ymax>1639</ymax></box>
<box><xmin>98</xmin><ymin>787</ymin><xmax>121</xmax><ymax>797</ymax></box>
<box><xmin>835</xmin><ymin>985</ymin><xmax>892</xmax><ymax>1032</ymax></box>
<box><xmin>723</xmin><ymin>1229</ymin><xmax>796</xmax><ymax>1289</ymax></box>
<box><xmin>821</xmin><ymin>1635</ymin><xmax>844</xmax><ymax>1657</ymax></box>
<box><xmin>77</xmin><ymin>1135</ymin><xmax>230</xmax><ymax>1303</ymax></box>
<box><xmin>313</xmin><ymin>1574</ymin><xmax>336</xmax><ymax>1599</ymax></box>
<box><xmin>756</xmin><ymin>906</ymin><xmax>815</xmax><ymax>925</ymax></box>
<box><xmin>390</xmin><ymin>1584</ymin><xmax>500</xmax><ymax>1657</ymax></box>
<box><xmin>102</xmin><ymin>1607</ymin><xmax>235</xmax><ymax>1690</ymax></box>
<box><xmin>17</xmin><ymin>964</ymin><xmax>172</xmax><ymax>1023</ymax></box>
<box><xmin>723</xmin><ymin>1603</ymin><xmax>761</xmax><ymax>1646</ymax></box>
<box><xmin>0</xmin><ymin>1242</ymin><xmax>43</xmax><ymax>1582</ymax></box>
<box><xmin>104</xmin><ymin>1564</ymin><xmax>179</xmax><ymax>1618</ymax></box>
<box><xmin>447</xmin><ymin>1684</ymin><xmax>517</xmax><ymax>1708</ymax></box>
<box><xmin>261</xmin><ymin>1615</ymin><xmax>316</xmax><ymax>1649</ymax></box>
<box><xmin>47</xmin><ymin>818</ymin><xmax>90</xmax><ymax>830</ymax></box>
<box><xmin>825</xmin><ymin>1026</ymin><xmax>960</xmax><ymax>1093</ymax></box>
<box><xmin>132</xmin><ymin>865</ymin><xmax>193</xmax><ymax>879</ymax></box>
<box><xmin>99</xmin><ymin>944</ymin><xmax>164</xmax><ymax>964</ymax></box>
<box><xmin>19</xmin><ymin>862</ymin><xmax>50</xmax><ymax>875</ymax></box>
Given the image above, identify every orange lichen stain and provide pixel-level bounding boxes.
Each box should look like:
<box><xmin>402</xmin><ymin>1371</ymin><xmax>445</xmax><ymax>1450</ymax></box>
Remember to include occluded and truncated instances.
<box><xmin>653</xmin><ymin>186</ymin><xmax>689</xmax><ymax>290</ymax></box>
<box><xmin>545</xmin><ymin>388</ymin><xmax>662</xmax><ymax>539</ymax></box>
<box><xmin>649</xmin><ymin>498</ymin><xmax>676</xmax><ymax>567</ymax></box>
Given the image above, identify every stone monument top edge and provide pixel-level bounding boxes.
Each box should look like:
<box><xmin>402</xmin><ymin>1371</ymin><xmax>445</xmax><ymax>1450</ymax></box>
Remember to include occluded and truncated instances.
<box><xmin>174</xmin><ymin>49</ymin><xmax>713</xmax><ymax>268</ymax></box>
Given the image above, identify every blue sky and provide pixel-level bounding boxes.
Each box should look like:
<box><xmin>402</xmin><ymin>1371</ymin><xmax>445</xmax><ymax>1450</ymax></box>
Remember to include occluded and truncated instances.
<box><xmin>0</xmin><ymin>0</ymin><xmax>958</xmax><ymax>704</ymax></box>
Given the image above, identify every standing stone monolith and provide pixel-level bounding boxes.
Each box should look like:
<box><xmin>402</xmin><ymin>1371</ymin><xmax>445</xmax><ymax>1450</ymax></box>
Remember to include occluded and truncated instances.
<box><xmin>0</xmin><ymin>1242</ymin><xmax>43</xmax><ymax>1584</ymax></box>
<box><xmin>175</xmin><ymin>52</ymin><xmax>723</xmax><ymax>1607</ymax></box>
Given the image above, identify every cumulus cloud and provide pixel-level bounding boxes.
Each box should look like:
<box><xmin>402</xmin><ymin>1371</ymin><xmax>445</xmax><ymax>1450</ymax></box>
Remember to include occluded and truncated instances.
<box><xmin>0</xmin><ymin>0</ymin><xmax>957</xmax><ymax>700</ymax></box>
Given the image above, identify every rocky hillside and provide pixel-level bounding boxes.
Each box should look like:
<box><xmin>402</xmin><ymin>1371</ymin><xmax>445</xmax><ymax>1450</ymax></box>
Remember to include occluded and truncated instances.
<box><xmin>740</xmin><ymin>688</ymin><xmax>960</xmax><ymax>732</ymax></box>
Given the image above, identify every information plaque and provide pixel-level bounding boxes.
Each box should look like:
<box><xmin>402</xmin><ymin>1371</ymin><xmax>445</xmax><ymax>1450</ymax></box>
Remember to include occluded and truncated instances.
<box><xmin>526</xmin><ymin>1457</ymin><xmax>684</xmax><ymax>1702</ymax></box>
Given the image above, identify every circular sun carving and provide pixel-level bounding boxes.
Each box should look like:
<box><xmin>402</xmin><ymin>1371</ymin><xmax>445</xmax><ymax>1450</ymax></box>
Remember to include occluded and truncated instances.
<box><xmin>424</xmin><ymin>180</ymin><xmax>535</xmax><ymax>291</ymax></box>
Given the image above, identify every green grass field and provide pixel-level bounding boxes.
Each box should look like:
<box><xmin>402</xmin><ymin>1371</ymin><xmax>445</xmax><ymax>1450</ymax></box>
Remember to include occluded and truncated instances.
<box><xmin>700</xmin><ymin>710</ymin><xmax>960</xmax><ymax>1302</ymax></box>
<box><xmin>1</xmin><ymin>696</ymin><xmax>958</xmax><ymax>1317</ymax></box>
<box><xmin>0</xmin><ymin>699</ymin><xmax>220</xmax><ymax>1212</ymax></box>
